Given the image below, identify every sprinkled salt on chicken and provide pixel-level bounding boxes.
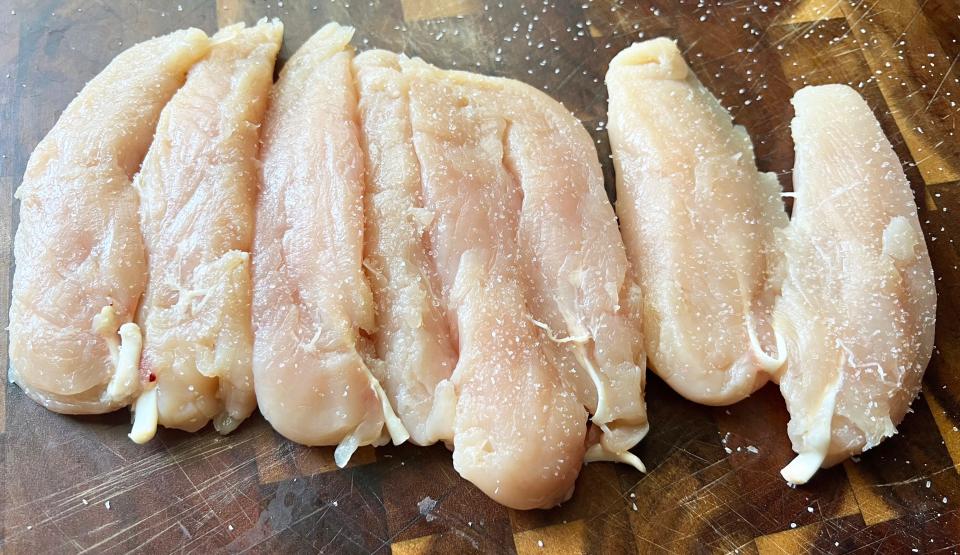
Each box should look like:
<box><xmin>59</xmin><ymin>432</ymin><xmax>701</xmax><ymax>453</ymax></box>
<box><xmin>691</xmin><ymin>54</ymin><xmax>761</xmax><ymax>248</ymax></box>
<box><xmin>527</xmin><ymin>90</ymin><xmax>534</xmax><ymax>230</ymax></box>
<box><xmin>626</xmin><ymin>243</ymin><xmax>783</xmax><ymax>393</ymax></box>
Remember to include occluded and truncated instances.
<box><xmin>776</xmin><ymin>85</ymin><xmax>936</xmax><ymax>484</ymax></box>
<box><xmin>252</xmin><ymin>24</ymin><xmax>408</xmax><ymax>466</ymax></box>
<box><xmin>402</xmin><ymin>56</ymin><xmax>585</xmax><ymax>509</ymax></box>
<box><xmin>384</xmin><ymin>52</ymin><xmax>647</xmax><ymax>509</ymax></box>
<box><xmin>136</xmin><ymin>19</ymin><xmax>282</xmax><ymax>438</ymax></box>
<box><xmin>606</xmin><ymin>38</ymin><xmax>788</xmax><ymax>406</ymax></box>
<box><xmin>494</xmin><ymin>69</ymin><xmax>648</xmax><ymax>469</ymax></box>
<box><xmin>9</xmin><ymin>28</ymin><xmax>210</xmax><ymax>414</ymax></box>
<box><xmin>354</xmin><ymin>50</ymin><xmax>460</xmax><ymax>447</ymax></box>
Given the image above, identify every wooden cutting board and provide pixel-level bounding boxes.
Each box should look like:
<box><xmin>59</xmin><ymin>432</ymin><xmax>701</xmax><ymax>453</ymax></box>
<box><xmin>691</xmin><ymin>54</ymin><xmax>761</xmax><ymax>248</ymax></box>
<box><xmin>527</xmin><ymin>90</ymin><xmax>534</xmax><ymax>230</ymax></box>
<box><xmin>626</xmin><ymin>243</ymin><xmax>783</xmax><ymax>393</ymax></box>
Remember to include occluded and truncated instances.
<box><xmin>2</xmin><ymin>0</ymin><xmax>959</xmax><ymax>552</ymax></box>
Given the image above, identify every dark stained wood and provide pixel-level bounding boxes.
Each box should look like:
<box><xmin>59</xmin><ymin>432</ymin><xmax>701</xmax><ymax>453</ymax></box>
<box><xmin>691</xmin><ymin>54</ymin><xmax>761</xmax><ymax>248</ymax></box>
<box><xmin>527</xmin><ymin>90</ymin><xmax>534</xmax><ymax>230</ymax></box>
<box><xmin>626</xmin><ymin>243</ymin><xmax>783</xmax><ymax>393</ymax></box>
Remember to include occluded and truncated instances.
<box><xmin>617</xmin><ymin>377</ymin><xmax>750</xmax><ymax>553</ymax></box>
<box><xmin>922</xmin><ymin>180</ymin><xmax>960</xmax><ymax>474</ymax></box>
<box><xmin>2</xmin><ymin>0</ymin><xmax>960</xmax><ymax>553</ymax></box>
<box><xmin>712</xmin><ymin>386</ymin><xmax>861</xmax><ymax>536</ymax></box>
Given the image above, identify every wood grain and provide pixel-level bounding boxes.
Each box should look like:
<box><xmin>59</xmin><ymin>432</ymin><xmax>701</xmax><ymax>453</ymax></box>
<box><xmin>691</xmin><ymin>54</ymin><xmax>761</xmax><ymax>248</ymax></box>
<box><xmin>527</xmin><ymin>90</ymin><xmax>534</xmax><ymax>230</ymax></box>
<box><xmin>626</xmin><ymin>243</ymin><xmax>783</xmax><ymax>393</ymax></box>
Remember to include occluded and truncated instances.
<box><xmin>0</xmin><ymin>0</ymin><xmax>20</xmax><ymax>443</ymax></box>
<box><xmin>514</xmin><ymin>519</ymin><xmax>588</xmax><ymax>555</ymax></box>
<box><xmin>401</xmin><ymin>0</ymin><xmax>482</xmax><ymax>22</ymax></box>
<box><xmin>216</xmin><ymin>0</ymin><xmax>246</xmax><ymax>28</ymax></box>
<box><xmin>782</xmin><ymin>0</ymin><xmax>845</xmax><ymax>24</ymax></box>
<box><xmin>2</xmin><ymin>0</ymin><xmax>960</xmax><ymax>553</ymax></box>
<box><xmin>252</xmin><ymin>432</ymin><xmax>376</xmax><ymax>486</ymax></box>
<box><xmin>841</xmin><ymin>0</ymin><xmax>960</xmax><ymax>185</ymax></box>
<box><xmin>754</xmin><ymin>522</ymin><xmax>822</xmax><ymax>555</ymax></box>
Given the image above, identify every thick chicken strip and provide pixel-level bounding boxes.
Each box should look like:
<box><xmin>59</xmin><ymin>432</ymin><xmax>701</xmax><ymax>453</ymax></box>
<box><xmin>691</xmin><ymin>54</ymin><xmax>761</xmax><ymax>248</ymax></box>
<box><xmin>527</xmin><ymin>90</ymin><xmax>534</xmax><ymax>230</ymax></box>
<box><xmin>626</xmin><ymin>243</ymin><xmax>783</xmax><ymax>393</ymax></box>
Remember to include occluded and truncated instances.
<box><xmin>397</xmin><ymin>54</ymin><xmax>646</xmax><ymax>509</ymax></box>
<box><xmin>402</xmin><ymin>57</ymin><xmax>584</xmax><ymax>509</ymax></box>
<box><xmin>776</xmin><ymin>85</ymin><xmax>936</xmax><ymax>484</ymax></box>
<box><xmin>354</xmin><ymin>51</ymin><xmax>460</xmax><ymax>446</ymax></box>
<box><xmin>252</xmin><ymin>24</ymin><xmax>407</xmax><ymax>466</ymax></box>
<box><xmin>135</xmin><ymin>20</ymin><xmax>282</xmax><ymax>439</ymax></box>
<box><xmin>607</xmin><ymin>38</ymin><xmax>787</xmax><ymax>406</ymax></box>
<box><xmin>497</xmin><ymin>76</ymin><xmax>648</xmax><ymax>466</ymax></box>
<box><xmin>9</xmin><ymin>28</ymin><xmax>210</xmax><ymax>414</ymax></box>
<box><xmin>355</xmin><ymin>51</ymin><xmax>647</xmax><ymax>460</ymax></box>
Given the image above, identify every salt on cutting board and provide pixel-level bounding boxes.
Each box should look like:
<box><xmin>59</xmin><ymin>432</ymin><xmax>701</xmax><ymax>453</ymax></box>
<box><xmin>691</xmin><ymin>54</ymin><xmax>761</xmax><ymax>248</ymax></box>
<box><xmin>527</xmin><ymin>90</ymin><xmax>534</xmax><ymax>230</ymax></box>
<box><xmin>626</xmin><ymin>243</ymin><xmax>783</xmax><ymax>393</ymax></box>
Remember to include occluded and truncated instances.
<box><xmin>1</xmin><ymin>1</ymin><xmax>958</xmax><ymax>552</ymax></box>
<box><xmin>5</xmin><ymin>16</ymin><xmax>935</xmax><ymax>506</ymax></box>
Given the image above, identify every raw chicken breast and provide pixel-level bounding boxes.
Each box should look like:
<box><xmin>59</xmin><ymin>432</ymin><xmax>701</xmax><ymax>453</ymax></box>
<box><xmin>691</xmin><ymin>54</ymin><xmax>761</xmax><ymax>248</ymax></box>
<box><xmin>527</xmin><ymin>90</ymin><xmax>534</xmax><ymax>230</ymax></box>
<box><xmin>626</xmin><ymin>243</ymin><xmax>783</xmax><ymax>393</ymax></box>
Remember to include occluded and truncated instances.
<box><xmin>252</xmin><ymin>24</ymin><xmax>407</xmax><ymax>465</ymax></box>
<box><xmin>606</xmin><ymin>38</ymin><xmax>788</xmax><ymax>406</ymax></box>
<box><xmin>354</xmin><ymin>50</ymin><xmax>460</xmax><ymax>446</ymax></box>
<box><xmin>395</xmin><ymin>53</ymin><xmax>646</xmax><ymax>509</ymax></box>
<box><xmin>9</xmin><ymin>28</ymin><xmax>210</xmax><ymax>414</ymax></box>
<box><xmin>775</xmin><ymin>85</ymin><xmax>936</xmax><ymax>484</ymax></box>
<box><xmin>496</xmin><ymin>74</ymin><xmax>648</xmax><ymax>466</ymax></box>
<box><xmin>401</xmin><ymin>57</ymin><xmax>584</xmax><ymax>509</ymax></box>
<box><xmin>135</xmin><ymin>20</ymin><xmax>282</xmax><ymax>438</ymax></box>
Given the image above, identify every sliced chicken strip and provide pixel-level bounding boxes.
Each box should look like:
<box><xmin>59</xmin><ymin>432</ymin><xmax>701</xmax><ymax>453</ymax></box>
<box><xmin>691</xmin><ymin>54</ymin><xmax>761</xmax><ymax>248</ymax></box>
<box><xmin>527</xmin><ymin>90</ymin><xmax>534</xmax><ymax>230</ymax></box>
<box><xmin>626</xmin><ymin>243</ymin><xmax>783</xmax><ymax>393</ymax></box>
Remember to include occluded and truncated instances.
<box><xmin>496</xmin><ymin>79</ymin><xmax>648</xmax><ymax>466</ymax></box>
<box><xmin>402</xmin><ymin>56</ymin><xmax>593</xmax><ymax>510</ymax></box>
<box><xmin>606</xmin><ymin>38</ymin><xmax>788</xmax><ymax>406</ymax></box>
<box><xmin>135</xmin><ymin>20</ymin><xmax>282</xmax><ymax>438</ymax></box>
<box><xmin>776</xmin><ymin>85</ymin><xmax>936</xmax><ymax>484</ymax></box>
<box><xmin>354</xmin><ymin>50</ymin><xmax>459</xmax><ymax>446</ymax></box>
<box><xmin>252</xmin><ymin>24</ymin><xmax>407</xmax><ymax>465</ymax></box>
<box><xmin>9</xmin><ymin>28</ymin><xmax>210</xmax><ymax>414</ymax></box>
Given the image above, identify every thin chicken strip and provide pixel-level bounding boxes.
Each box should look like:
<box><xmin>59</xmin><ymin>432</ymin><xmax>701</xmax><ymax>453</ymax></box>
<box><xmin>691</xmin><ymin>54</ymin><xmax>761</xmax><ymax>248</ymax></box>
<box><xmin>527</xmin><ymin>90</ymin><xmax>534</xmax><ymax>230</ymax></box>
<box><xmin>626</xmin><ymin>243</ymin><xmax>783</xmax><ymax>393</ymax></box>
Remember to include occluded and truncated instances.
<box><xmin>354</xmin><ymin>50</ymin><xmax>460</xmax><ymax>446</ymax></box>
<box><xmin>135</xmin><ymin>20</ymin><xmax>282</xmax><ymax>439</ymax></box>
<box><xmin>9</xmin><ymin>28</ymin><xmax>210</xmax><ymax>414</ymax></box>
<box><xmin>606</xmin><ymin>38</ymin><xmax>788</xmax><ymax>406</ymax></box>
<box><xmin>776</xmin><ymin>85</ymin><xmax>936</xmax><ymax>484</ymax></box>
<box><xmin>252</xmin><ymin>24</ymin><xmax>408</xmax><ymax>466</ymax></box>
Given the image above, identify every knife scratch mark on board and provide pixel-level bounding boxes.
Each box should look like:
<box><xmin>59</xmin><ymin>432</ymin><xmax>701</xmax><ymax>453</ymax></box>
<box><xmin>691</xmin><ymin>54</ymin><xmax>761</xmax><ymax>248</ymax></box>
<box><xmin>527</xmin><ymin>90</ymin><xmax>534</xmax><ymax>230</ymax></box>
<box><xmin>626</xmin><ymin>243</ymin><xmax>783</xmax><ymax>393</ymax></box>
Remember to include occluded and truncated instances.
<box><xmin>2</xmin><ymin>430</ymin><xmax>267</xmax><ymax>543</ymax></box>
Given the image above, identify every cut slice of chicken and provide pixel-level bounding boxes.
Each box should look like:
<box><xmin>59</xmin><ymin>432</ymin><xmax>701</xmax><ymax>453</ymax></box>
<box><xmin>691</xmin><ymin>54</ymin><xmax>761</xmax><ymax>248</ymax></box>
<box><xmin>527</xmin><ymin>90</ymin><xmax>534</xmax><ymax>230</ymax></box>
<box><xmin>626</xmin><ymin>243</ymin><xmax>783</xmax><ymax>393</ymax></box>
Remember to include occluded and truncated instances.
<box><xmin>496</xmin><ymin>74</ymin><xmax>649</xmax><ymax>466</ymax></box>
<box><xmin>402</xmin><ymin>56</ymin><xmax>585</xmax><ymax>510</ymax></box>
<box><xmin>606</xmin><ymin>38</ymin><xmax>788</xmax><ymax>406</ymax></box>
<box><xmin>396</xmin><ymin>53</ymin><xmax>647</xmax><ymax>509</ymax></box>
<box><xmin>9</xmin><ymin>28</ymin><xmax>210</xmax><ymax>414</ymax></box>
<box><xmin>252</xmin><ymin>24</ymin><xmax>408</xmax><ymax>466</ymax></box>
<box><xmin>775</xmin><ymin>85</ymin><xmax>936</xmax><ymax>484</ymax></box>
<box><xmin>354</xmin><ymin>50</ymin><xmax>460</xmax><ymax>447</ymax></box>
<box><xmin>135</xmin><ymin>19</ymin><xmax>283</xmax><ymax>438</ymax></box>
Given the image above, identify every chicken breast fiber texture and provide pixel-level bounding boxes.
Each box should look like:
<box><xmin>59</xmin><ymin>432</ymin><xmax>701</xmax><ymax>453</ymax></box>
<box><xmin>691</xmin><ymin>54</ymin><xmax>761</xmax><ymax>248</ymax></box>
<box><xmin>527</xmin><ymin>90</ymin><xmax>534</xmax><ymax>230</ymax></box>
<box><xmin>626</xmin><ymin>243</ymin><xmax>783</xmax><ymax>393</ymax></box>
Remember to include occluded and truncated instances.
<box><xmin>252</xmin><ymin>23</ymin><xmax>409</xmax><ymax>467</ymax></box>
<box><xmin>348</xmin><ymin>50</ymin><xmax>647</xmax><ymax>509</ymax></box>
<box><xmin>606</xmin><ymin>37</ymin><xmax>788</xmax><ymax>406</ymax></box>
<box><xmin>136</xmin><ymin>19</ymin><xmax>282</xmax><ymax>438</ymax></box>
<box><xmin>776</xmin><ymin>84</ymin><xmax>936</xmax><ymax>484</ymax></box>
<box><xmin>9</xmin><ymin>28</ymin><xmax>210</xmax><ymax>414</ymax></box>
<box><xmin>354</xmin><ymin>50</ymin><xmax>460</xmax><ymax>447</ymax></box>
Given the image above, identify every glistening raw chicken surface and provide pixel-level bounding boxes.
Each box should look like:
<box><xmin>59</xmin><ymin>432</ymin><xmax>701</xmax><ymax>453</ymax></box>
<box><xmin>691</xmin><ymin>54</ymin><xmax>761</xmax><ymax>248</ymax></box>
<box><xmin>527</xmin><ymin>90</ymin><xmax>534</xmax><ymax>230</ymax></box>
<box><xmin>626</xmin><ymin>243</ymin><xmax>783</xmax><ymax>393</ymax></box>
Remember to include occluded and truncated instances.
<box><xmin>393</xmin><ymin>53</ymin><xmax>647</xmax><ymax>509</ymax></box>
<box><xmin>9</xmin><ymin>28</ymin><xmax>210</xmax><ymax>414</ymax></box>
<box><xmin>775</xmin><ymin>85</ymin><xmax>936</xmax><ymax>484</ymax></box>
<box><xmin>402</xmin><ymin>56</ymin><xmax>585</xmax><ymax>509</ymax></box>
<box><xmin>606</xmin><ymin>38</ymin><xmax>788</xmax><ymax>406</ymax></box>
<box><xmin>497</xmin><ymin>74</ymin><xmax>648</xmax><ymax>467</ymax></box>
<box><xmin>135</xmin><ymin>20</ymin><xmax>282</xmax><ymax>439</ymax></box>
<box><xmin>252</xmin><ymin>24</ymin><xmax>408</xmax><ymax>466</ymax></box>
<box><xmin>354</xmin><ymin>50</ymin><xmax>460</xmax><ymax>447</ymax></box>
